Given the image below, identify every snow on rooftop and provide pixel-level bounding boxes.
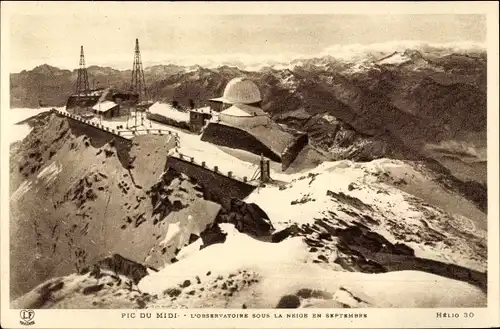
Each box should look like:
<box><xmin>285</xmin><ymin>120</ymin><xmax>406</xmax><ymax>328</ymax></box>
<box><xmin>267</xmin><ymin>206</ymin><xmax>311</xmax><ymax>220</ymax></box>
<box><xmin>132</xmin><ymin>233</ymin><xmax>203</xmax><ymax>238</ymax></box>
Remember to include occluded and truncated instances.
<box><xmin>221</xmin><ymin>106</ymin><xmax>253</xmax><ymax>117</ymax></box>
<box><xmin>92</xmin><ymin>101</ymin><xmax>118</xmax><ymax>112</ymax></box>
<box><xmin>149</xmin><ymin>102</ymin><xmax>190</xmax><ymax>122</ymax></box>
<box><xmin>220</xmin><ymin>104</ymin><xmax>267</xmax><ymax>117</ymax></box>
<box><xmin>243</xmin><ymin>121</ymin><xmax>297</xmax><ymax>155</ymax></box>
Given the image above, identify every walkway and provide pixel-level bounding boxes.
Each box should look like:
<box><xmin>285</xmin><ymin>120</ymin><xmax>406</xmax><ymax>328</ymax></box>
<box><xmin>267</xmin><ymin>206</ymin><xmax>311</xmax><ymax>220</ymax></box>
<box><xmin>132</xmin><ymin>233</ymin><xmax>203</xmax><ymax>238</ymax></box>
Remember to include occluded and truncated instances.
<box><xmin>52</xmin><ymin>109</ymin><xmax>179</xmax><ymax>140</ymax></box>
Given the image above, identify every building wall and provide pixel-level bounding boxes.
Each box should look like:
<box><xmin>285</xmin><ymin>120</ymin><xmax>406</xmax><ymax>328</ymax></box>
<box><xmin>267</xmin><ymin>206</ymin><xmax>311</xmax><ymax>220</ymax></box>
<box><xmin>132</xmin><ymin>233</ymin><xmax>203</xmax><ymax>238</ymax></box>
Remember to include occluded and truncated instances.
<box><xmin>99</xmin><ymin>106</ymin><xmax>120</xmax><ymax>119</ymax></box>
<box><xmin>209</xmin><ymin>101</ymin><xmax>223</xmax><ymax>112</ymax></box>
<box><xmin>189</xmin><ymin>111</ymin><xmax>206</xmax><ymax>133</ymax></box>
<box><xmin>219</xmin><ymin>113</ymin><xmax>271</xmax><ymax>128</ymax></box>
<box><xmin>201</xmin><ymin>122</ymin><xmax>282</xmax><ymax>163</ymax></box>
<box><xmin>111</xmin><ymin>106</ymin><xmax>120</xmax><ymax>118</ymax></box>
<box><xmin>281</xmin><ymin>133</ymin><xmax>309</xmax><ymax>171</ymax></box>
<box><xmin>189</xmin><ymin>111</ymin><xmax>213</xmax><ymax>133</ymax></box>
<box><xmin>165</xmin><ymin>156</ymin><xmax>256</xmax><ymax>209</ymax></box>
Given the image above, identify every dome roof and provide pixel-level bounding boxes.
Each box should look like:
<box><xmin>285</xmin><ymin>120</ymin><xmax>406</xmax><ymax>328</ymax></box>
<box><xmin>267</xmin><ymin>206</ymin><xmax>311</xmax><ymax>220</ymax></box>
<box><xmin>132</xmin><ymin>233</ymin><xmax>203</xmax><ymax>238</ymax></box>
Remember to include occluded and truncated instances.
<box><xmin>210</xmin><ymin>77</ymin><xmax>261</xmax><ymax>105</ymax></box>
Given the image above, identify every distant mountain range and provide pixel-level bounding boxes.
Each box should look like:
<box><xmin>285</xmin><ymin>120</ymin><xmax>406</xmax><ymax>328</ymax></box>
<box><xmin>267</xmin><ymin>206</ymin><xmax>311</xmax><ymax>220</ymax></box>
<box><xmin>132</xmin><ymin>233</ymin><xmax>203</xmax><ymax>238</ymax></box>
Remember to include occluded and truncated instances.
<box><xmin>10</xmin><ymin>48</ymin><xmax>487</xmax><ymax>167</ymax></box>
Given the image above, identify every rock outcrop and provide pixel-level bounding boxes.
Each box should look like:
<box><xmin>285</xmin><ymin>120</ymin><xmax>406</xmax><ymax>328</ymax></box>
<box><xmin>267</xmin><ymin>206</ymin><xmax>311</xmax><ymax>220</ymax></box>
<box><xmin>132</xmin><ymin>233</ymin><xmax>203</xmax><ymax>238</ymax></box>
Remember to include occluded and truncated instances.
<box><xmin>80</xmin><ymin>254</ymin><xmax>157</xmax><ymax>285</ymax></box>
<box><xmin>215</xmin><ymin>199</ymin><xmax>275</xmax><ymax>239</ymax></box>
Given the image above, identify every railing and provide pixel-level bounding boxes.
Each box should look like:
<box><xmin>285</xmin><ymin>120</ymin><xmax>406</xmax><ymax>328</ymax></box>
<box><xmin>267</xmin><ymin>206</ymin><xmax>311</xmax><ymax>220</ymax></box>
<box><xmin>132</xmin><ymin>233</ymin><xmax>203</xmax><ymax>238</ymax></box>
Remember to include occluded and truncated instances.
<box><xmin>51</xmin><ymin>109</ymin><xmax>179</xmax><ymax>141</ymax></box>
<box><xmin>52</xmin><ymin>109</ymin><xmax>125</xmax><ymax>137</ymax></box>
<box><xmin>53</xmin><ymin>108</ymin><xmax>255</xmax><ymax>185</ymax></box>
<box><xmin>168</xmin><ymin>150</ymin><xmax>258</xmax><ymax>186</ymax></box>
<box><xmin>117</xmin><ymin>128</ymin><xmax>180</xmax><ymax>140</ymax></box>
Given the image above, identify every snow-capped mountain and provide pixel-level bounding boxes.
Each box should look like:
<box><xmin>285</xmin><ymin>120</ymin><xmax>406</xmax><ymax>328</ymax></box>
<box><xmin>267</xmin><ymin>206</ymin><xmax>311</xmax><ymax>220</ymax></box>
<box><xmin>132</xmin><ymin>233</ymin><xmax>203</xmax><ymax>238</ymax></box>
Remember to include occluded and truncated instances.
<box><xmin>374</xmin><ymin>49</ymin><xmax>443</xmax><ymax>72</ymax></box>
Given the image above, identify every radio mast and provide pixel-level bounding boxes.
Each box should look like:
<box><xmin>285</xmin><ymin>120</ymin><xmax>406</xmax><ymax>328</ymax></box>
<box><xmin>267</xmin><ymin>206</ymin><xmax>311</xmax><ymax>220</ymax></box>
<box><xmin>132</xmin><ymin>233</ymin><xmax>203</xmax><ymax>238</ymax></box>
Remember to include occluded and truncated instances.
<box><xmin>130</xmin><ymin>38</ymin><xmax>148</xmax><ymax>102</ymax></box>
<box><xmin>76</xmin><ymin>46</ymin><xmax>90</xmax><ymax>96</ymax></box>
<box><xmin>130</xmin><ymin>38</ymin><xmax>148</xmax><ymax>128</ymax></box>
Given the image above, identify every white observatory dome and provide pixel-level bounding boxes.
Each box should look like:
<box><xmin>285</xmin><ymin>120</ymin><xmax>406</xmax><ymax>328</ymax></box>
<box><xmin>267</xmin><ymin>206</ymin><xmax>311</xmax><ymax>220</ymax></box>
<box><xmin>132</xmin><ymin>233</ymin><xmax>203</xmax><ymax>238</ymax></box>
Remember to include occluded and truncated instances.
<box><xmin>211</xmin><ymin>77</ymin><xmax>261</xmax><ymax>105</ymax></box>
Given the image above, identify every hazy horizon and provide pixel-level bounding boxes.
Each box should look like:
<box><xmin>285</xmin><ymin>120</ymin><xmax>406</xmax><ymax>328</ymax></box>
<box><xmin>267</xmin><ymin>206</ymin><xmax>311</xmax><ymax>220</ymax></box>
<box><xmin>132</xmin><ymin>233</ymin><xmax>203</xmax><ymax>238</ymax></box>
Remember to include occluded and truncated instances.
<box><xmin>8</xmin><ymin>13</ymin><xmax>486</xmax><ymax>73</ymax></box>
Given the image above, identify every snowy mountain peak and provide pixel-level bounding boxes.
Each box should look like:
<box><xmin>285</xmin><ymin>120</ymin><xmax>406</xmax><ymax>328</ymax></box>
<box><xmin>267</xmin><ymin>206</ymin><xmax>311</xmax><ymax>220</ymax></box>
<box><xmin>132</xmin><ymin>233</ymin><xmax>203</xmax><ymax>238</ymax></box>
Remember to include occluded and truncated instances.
<box><xmin>374</xmin><ymin>49</ymin><xmax>440</xmax><ymax>72</ymax></box>
<box><xmin>403</xmin><ymin>49</ymin><xmax>425</xmax><ymax>60</ymax></box>
<box><xmin>376</xmin><ymin>51</ymin><xmax>411</xmax><ymax>65</ymax></box>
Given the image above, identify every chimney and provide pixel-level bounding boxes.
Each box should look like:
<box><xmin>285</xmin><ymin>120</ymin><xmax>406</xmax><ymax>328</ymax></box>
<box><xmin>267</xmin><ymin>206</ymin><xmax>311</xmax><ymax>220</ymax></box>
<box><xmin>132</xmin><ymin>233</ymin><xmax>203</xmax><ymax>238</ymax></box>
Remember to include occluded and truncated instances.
<box><xmin>260</xmin><ymin>154</ymin><xmax>270</xmax><ymax>183</ymax></box>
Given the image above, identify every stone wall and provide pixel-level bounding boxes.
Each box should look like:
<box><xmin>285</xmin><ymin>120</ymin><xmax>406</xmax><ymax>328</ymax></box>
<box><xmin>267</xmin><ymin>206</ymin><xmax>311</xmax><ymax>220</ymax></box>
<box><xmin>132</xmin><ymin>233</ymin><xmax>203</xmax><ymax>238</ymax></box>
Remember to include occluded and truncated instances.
<box><xmin>165</xmin><ymin>155</ymin><xmax>257</xmax><ymax>209</ymax></box>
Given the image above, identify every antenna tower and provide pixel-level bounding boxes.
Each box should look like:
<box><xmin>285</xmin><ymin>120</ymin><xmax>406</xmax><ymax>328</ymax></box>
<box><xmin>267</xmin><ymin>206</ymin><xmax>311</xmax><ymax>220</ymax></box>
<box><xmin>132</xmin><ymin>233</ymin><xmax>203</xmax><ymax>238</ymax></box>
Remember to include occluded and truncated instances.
<box><xmin>75</xmin><ymin>46</ymin><xmax>90</xmax><ymax>96</ymax></box>
<box><xmin>130</xmin><ymin>38</ymin><xmax>148</xmax><ymax>102</ymax></box>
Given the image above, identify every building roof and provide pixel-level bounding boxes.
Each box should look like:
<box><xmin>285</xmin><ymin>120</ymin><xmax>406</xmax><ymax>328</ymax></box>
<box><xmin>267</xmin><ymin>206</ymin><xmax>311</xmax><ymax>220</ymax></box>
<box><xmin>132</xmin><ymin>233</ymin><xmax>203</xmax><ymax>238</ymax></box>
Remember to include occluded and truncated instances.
<box><xmin>220</xmin><ymin>104</ymin><xmax>267</xmax><ymax>117</ymax></box>
<box><xmin>92</xmin><ymin>101</ymin><xmax>118</xmax><ymax>113</ymax></box>
<box><xmin>244</xmin><ymin>121</ymin><xmax>297</xmax><ymax>155</ymax></box>
<box><xmin>215</xmin><ymin>119</ymin><xmax>298</xmax><ymax>156</ymax></box>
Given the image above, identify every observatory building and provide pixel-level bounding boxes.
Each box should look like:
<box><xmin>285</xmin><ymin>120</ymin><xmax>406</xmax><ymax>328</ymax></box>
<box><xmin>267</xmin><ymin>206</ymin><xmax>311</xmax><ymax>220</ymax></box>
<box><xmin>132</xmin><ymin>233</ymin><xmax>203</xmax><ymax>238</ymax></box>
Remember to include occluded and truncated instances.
<box><xmin>201</xmin><ymin>77</ymin><xmax>308</xmax><ymax>171</ymax></box>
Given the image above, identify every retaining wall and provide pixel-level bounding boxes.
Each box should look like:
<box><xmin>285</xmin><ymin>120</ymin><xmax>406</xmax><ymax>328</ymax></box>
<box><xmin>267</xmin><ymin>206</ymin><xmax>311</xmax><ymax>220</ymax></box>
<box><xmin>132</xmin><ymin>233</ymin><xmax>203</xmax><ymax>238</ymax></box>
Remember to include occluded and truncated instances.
<box><xmin>52</xmin><ymin>109</ymin><xmax>133</xmax><ymax>167</ymax></box>
<box><xmin>281</xmin><ymin>133</ymin><xmax>309</xmax><ymax>171</ymax></box>
<box><xmin>165</xmin><ymin>155</ymin><xmax>257</xmax><ymax>209</ymax></box>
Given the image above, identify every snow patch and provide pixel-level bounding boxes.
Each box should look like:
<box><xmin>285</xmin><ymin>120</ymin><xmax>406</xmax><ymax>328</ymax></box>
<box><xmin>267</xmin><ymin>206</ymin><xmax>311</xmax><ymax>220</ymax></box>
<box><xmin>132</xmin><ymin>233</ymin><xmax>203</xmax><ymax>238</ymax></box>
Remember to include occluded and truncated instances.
<box><xmin>138</xmin><ymin>223</ymin><xmax>309</xmax><ymax>295</ymax></box>
<box><xmin>377</xmin><ymin>52</ymin><xmax>410</xmax><ymax>65</ymax></box>
<box><xmin>322</xmin><ymin>114</ymin><xmax>337</xmax><ymax>123</ymax></box>
<box><xmin>11</xmin><ymin>180</ymin><xmax>33</xmax><ymax>202</ymax></box>
<box><xmin>36</xmin><ymin>161</ymin><xmax>62</xmax><ymax>186</ymax></box>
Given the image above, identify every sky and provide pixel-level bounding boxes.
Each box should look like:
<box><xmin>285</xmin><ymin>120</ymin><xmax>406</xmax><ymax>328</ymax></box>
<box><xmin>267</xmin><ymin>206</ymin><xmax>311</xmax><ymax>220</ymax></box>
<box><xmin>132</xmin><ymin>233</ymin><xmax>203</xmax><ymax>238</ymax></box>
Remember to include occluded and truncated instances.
<box><xmin>6</xmin><ymin>7</ymin><xmax>486</xmax><ymax>72</ymax></box>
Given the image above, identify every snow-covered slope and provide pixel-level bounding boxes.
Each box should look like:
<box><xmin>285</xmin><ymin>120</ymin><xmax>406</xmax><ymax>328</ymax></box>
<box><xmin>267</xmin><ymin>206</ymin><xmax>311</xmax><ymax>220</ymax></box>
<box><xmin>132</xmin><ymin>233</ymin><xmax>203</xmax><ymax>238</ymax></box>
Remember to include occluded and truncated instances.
<box><xmin>139</xmin><ymin>224</ymin><xmax>485</xmax><ymax>309</ymax></box>
<box><xmin>12</xmin><ymin>152</ymin><xmax>487</xmax><ymax>309</ymax></box>
<box><xmin>249</xmin><ymin>159</ymin><xmax>486</xmax><ymax>272</ymax></box>
<box><xmin>136</xmin><ymin>157</ymin><xmax>487</xmax><ymax>308</ymax></box>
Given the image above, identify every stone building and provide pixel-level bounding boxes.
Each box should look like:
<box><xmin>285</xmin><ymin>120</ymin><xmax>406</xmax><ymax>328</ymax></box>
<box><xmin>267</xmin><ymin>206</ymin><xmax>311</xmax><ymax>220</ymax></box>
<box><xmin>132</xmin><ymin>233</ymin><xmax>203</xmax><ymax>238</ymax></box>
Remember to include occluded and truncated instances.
<box><xmin>201</xmin><ymin>77</ymin><xmax>308</xmax><ymax>171</ymax></box>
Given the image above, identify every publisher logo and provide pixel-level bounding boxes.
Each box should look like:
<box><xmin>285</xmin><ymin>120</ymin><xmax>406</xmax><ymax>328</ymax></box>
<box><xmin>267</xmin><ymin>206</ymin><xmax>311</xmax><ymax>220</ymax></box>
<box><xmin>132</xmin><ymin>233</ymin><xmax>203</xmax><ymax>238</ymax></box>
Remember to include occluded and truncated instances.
<box><xmin>20</xmin><ymin>309</ymin><xmax>35</xmax><ymax>326</ymax></box>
